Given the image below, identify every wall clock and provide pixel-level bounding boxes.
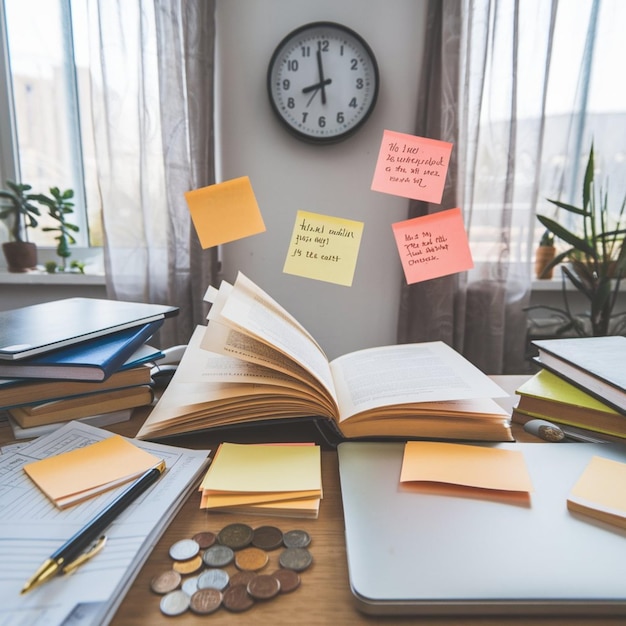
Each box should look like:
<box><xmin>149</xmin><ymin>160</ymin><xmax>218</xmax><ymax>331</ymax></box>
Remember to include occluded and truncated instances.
<box><xmin>267</xmin><ymin>22</ymin><xmax>379</xmax><ymax>144</ymax></box>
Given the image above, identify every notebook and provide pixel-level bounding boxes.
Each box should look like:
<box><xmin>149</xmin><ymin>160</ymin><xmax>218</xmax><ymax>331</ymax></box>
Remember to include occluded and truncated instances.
<box><xmin>337</xmin><ymin>441</ymin><xmax>626</xmax><ymax>617</ymax></box>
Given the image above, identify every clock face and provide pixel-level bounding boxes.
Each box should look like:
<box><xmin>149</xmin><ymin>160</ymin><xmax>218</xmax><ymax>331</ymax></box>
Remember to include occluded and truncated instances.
<box><xmin>267</xmin><ymin>22</ymin><xmax>379</xmax><ymax>144</ymax></box>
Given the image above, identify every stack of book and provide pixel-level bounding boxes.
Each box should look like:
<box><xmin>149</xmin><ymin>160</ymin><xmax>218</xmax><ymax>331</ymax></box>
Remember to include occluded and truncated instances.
<box><xmin>513</xmin><ymin>336</ymin><xmax>626</xmax><ymax>440</ymax></box>
<box><xmin>0</xmin><ymin>297</ymin><xmax>178</xmax><ymax>438</ymax></box>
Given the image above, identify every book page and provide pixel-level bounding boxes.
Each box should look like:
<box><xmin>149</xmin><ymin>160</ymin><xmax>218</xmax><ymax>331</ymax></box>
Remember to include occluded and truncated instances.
<box><xmin>202</xmin><ymin>273</ymin><xmax>336</xmax><ymax>401</ymax></box>
<box><xmin>330</xmin><ymin>342</ymin><xmax>507</xmax><ymax>422</ymax></box>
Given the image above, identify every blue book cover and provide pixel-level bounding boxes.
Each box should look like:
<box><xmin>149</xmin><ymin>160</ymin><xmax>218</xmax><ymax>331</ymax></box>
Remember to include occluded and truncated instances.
<box><xmin>0</xmin><ymin>319</ymin><xmax>163</xmax><ymax>382</ymax></box>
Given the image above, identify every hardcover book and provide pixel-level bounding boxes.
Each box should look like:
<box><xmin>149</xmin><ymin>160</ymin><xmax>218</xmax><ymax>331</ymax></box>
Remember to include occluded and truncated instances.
<box><xmin>0</xmin><ymin>297</ymin><xmax>178</xmax><ymax>360</ymax></box>
<box><xmin>0</xmin><ymin>320</ymin><xmax>163</xmax><ymax>381</ymax></box>
<box><xmin>137</xmin><ymin>272</ymin><xmax>512</xmax><ymax>444</ymax></box>
<box><xmin>532</xmin><ymin>336</ymin><xmax>626</xmax><ymax>414</ymax></box>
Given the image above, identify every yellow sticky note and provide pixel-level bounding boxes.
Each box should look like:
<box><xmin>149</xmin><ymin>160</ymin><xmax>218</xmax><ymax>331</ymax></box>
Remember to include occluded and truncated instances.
<box><xmin>400</xmin><ymin>441</ymin><xmax>533</xmax><ymax>493</ymax></box>
<box><xmin>200</xmin><ymin>442</ymin><xmax>321</xmax><ymax>494</ymax></box>
<box><xmin>371</xmin><ymin>130</ymin><xmax>453</xmax><ymax>203</ymax></box>
<box><xmin>283</xmin><ymin>210</ymin><xmax>364</xmax><ymax>286</ymax></box>
<box><xmin>392</xmin><ymin>207</ymin><xmax>474</xmax><ymax>284</ymax></box>
<box><xmin>184</xmin><ymin>176</ymin><xmax>266</xmax><ymax>248</ymax></box>
<box><xmin>23</xmin><ymin>435</ymin><xmax>162</xmax><ymax>508</ymax></box>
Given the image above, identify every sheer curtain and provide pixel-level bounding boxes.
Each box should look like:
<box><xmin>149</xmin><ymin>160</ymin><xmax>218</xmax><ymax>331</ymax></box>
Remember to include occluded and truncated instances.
<box><xmin>398</xmin><ymin>0</ymin><xmax>556</xmax><ymax>374</ymax></box>
<box><xmin>86</xmin><ymin>0</ymin><xmax>217</xmax><ymax>348</ymax></box>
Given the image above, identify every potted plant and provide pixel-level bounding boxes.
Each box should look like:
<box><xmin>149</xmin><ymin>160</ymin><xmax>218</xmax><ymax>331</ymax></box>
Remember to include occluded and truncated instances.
<box><xmin>0</xmin><ymin>181</ymin><xmax>41</xmax><ymax>272</ymax></box>
<box><xmin>534</xmin><ymin>229</ymin><xmax>556</xmax><ymax>279</ymax></box>
<box><xmin>35</xmin><ymin>187</ymin><xmax>79</xmax><ymax>271</ymax></box>
<box><xmin>527</xmin><ymin>145</ymin><xmax>626</xmax><ymax>337</ymax></box>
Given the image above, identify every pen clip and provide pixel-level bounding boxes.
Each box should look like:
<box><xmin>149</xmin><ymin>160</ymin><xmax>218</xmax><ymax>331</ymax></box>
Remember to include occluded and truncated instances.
<box><xmin>62</xmin><ymin>535</ymin><xmax>107</xmax><ymax>575</ymax></box>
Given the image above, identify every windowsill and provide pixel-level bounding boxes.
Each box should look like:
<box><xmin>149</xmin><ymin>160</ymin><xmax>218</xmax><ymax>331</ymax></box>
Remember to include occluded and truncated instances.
<box><xmin>0</xmin><ymin>268</ymin><xmax>105</xmax><ymax>286</ymax></box>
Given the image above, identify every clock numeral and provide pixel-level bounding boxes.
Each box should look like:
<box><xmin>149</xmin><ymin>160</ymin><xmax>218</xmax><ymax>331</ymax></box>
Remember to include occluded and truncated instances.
<box><xmin>350</xmin><ymin>58</ymin><xmax>358</xmax><ymax>70</ymax></box>
<box><xmin>287</xmin><ymin>59</ymin><xmax>299</xmax><ymax>71</ymax></box>
<box><xmin>282</xmin><ymin>79</ymin><xmax>290</xmax><ymax>90</ymax></box>
<box><xmin>287</xmin><ymin>97</ymin><xmax>295</xmax><ymax>109</ymax></box>
<box><xmin>337</xmin><ymin>112</ymin><xmax>345</xmax><ymax>124</ymax></box>
<box><xmin>301</xmin><ymin>112</ymin><xmax>309</xmax><ymax>124</ymax></box>
<box><xmin>318</xmin><ymin>116</ymin><xmax>326</xmax><ymax>128</ymax></box>
<box><xmin>317</xmin><ymin>40</ymin><xmax>329</xmax><ymax>52</ymax></box>
<box><xmin>349</xmin><ymin>97</ymin><xmax>358</xmax><ymax>109</ymax></box>
<box><xmin>300</xmin><ymin>45</ymin><xmax>311</xmax><ymax>57</ymax></box>
<box><xmin>356</xmin><ymin>78</ymin><xmax>364</xmax><ymax>90</ymax></box>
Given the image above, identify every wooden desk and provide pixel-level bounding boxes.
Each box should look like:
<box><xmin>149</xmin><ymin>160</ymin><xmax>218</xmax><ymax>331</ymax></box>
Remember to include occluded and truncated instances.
<box><xmin>3</xmin><ymin>376</ymin><xmax>624</xmax><ymax>625</ymax></box>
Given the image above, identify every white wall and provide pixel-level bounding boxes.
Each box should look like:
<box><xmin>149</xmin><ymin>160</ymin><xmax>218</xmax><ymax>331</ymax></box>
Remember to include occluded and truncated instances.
<box><xmin>215</xmin><ymin>0</ymin><xmax>427</xmax><ymax>360</ymax></box>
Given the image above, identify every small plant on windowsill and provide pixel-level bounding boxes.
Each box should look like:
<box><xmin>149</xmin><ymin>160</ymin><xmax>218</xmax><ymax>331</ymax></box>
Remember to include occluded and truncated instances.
<box><xmin>535</xmin><ymin>229</ymin><xmax>556</xmax><ymax>279</ymax></box>
<box><xmin>526</xmin><ymin>145</ymin><xmax>626</xmax><ymax>337</ymax></box>
<box><xmin>34</xmin><ymin>187</ymin><xmax>80</xmax><ymax>272</ymax></box>
<box><xmin>0</xmin><ymin>181</ymin><xmax>42</xmax><ymax>272</ymax></box>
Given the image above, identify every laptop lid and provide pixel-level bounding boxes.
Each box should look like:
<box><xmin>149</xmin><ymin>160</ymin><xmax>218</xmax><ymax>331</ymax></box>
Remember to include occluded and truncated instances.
<box><xmin>337</xmin><ymin>441</ymin><xmax>626</xmax><ymax>617</ymax></box>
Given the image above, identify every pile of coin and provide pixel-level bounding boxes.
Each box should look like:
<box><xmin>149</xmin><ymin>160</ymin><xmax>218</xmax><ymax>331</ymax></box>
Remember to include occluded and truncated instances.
<box><xmin>150</xmin><ymin>523</ymin><xmax>313</xmax><ymax>616</ymax></box>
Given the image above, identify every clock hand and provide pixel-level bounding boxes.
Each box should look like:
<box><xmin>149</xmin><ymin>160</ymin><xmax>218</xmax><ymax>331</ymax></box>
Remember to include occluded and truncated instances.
<box><xmin>305</xmin><ymin>86</ymin><xmax>321</xmax><ymax>108</ymax></box>
<box><xmin>316</xmin><ymin>50</ymin><xmax>328</xmax><ymax>105</ymax></box>
<box><xmin>302</xmin><ymin>78</ymin><xmax>332</xmax><ymax>94</ymax></box>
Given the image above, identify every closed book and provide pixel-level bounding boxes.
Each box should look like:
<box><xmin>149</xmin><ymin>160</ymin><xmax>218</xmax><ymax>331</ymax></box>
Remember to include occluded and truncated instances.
<box><xmin>0</xmin><ymin>320</ymin><xmax>163</xmax><ymax>382</ymax></box>
<box><xmin>0</xmin><ymin>297</ymin><xmax>178</xmax><ymax>360</ymax></box>
<box><xmin>514</xmin><ymin>369</ymin><xmax>625</xmax><ymax>437</ymax></box>
<box><xmin>8</xmin><ymin>385</ymin><xmax>154</xmax><ymax>428</ymax></box>
<box><xmin>0</xmin><ymin>363</ymin><xmax>154</xmax><ymax>410</ymax></box>
<box><xmin>532</xmin><ymin>336</ymin><xmax>626</xmax><ymax>414</ymax></box>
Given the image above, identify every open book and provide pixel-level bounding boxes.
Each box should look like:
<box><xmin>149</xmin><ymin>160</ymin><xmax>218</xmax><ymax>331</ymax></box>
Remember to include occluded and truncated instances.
<box><xmin>137</xmin><ymin>273</ymin><xmax>512</xmax><ymax>443</ymax></box>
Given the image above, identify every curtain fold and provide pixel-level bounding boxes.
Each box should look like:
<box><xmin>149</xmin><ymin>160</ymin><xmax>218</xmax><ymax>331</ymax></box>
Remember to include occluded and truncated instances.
<box><xmin>399</xmin><ymin>0</ymin><xmax>557</xmax><ymax>374</ymax></box>
<box><xmin>87</xmin><ymin>0</ymin><xmax>217</xmax><ymax>348</ymax></box>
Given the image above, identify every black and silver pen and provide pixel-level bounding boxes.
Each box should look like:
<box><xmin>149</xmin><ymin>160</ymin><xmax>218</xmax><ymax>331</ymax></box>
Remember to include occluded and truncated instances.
<box><xmin>21</xmin><ymin>460</ymin><xmax>166</xmax><ymax>594</ymax></box>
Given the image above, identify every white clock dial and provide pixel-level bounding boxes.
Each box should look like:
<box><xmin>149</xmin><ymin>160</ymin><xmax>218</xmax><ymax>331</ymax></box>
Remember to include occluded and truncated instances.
<box><xmin>267</xmin><ymin>22</ymin><xmax>379</xmax><ymax>144</ymax></box>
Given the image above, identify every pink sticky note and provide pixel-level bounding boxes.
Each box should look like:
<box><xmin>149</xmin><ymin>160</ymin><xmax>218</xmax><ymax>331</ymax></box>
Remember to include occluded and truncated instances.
<box><xmin>371</xmin><ymin>130</ymin><xmax>453</xmax><ymax>203</ymax></box>
<box><xmin>392</xmin><ymin>208</ymin><xmax>473</xmax><ymax>284</ymax></box>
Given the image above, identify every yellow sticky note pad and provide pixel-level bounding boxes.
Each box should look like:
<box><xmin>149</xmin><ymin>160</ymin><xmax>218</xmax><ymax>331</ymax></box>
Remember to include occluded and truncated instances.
<box><xmin>184</xmin><ymin>176</ymin><xmax>266</xmax><ymax>248</ymax></box>
<box><xmin>23</xmin><ymin>435</ymin><xmax>162</xmax><ymax>508</ymax></box>
<box><xmin>392</xmin><ymin>208</ymin><xmax>474</xmax><ymax>284</ymax></box>
<box><xmin>400</xmin><ymin>441</ymin><xmax>533</xmax><ymax>493</ymax></box>
<box><xmin>283</xmin><ymin>210</ymin><xmax>364</xmax><ymax>286</ymax></box>
<box><xmin>371</xmin><ymin>130</ymin><xmax>453</xmax><ymax>203</ymax></box>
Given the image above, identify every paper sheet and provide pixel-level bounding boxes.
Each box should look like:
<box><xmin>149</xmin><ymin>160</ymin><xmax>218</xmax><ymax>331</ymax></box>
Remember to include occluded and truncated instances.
<box><xmin>0</xmin><ymin>421</ymin><xmax>209</xmax><ymax>626</ymax></box>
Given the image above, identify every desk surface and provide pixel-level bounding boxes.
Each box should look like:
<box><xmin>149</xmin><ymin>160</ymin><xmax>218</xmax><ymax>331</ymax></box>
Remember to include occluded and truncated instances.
<box><xmin>3</xmin><ymin>376</ymin><xmax>625</xmax><ymax>625</ymax></box>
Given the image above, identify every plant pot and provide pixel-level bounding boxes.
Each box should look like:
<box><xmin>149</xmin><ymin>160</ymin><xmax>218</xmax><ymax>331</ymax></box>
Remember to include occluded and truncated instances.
<box><xmin>534</xmin><ymin>245</ymin><xmax>556</xmax><ymax>279</ymax></box>
<box><xmin>2</xmin><ymin>241</ymin><xmax>37</xmax><ymax>272</ymax></box>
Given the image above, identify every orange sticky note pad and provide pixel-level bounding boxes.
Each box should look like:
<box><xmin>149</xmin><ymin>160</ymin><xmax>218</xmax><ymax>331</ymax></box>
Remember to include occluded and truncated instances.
<box><xmin>23</xmin><ymin>435</ymin><xmax>162</xmax><ymax>508</ymax></box>
<box><xmin>392</xmin><ymin>207</ymin><xmax>473</xmax><ymax>284</ymax></box>
<box><xmin>400</xmin><ymin>441</ymin><xmax>533</xmax><ymax>493</ymax></box>
<box><xmin>184</xmin><ymin>176</ymin><xmax>266</xmax><ymax>248</ymax></box>
<box><xmin>371</xmin><ymin>130</ymin><xmax>453</xmax><ymax>203</ymax></box>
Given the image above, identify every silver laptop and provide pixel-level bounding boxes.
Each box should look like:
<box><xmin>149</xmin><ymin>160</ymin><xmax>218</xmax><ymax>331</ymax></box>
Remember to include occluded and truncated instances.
<box><xmin>337</xmin><ymin>441</ymin><xmax>626</xmax><ymax>617</ymax></box>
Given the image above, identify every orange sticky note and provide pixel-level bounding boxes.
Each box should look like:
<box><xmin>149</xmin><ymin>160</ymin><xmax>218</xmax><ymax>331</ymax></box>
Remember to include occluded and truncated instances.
<box><xmin>400</xmin><ymin>441</ymin><xmax>533</xmax><ymax>493</ymax></box>
<box><xmin>392</xmin><ymin>207</ymin><xmax>473</xmax><ymax>284</ymax></box>
<box><xmin>23</xmin><ymin>435</ymin><xmax>162</xmax><ymax>508</ymax></box>
<box><xmin>184</xmin><ymin>176</ymin><xmax>266</xmax><ymax>248</ymax></box>
<box><xmin>371</xmin><ymin>130</ymin><xmax>453</xmax><ymax>203</ymax></box>
<box><xmin>283</xmin><ymin>210</ymin><xmax>364</xmax><ymax>286</ymax></box>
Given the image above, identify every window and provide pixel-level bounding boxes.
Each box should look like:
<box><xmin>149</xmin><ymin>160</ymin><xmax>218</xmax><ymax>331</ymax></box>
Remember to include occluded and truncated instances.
<box><xmin>0</xmin><ymin>0</ymin><xmax>101</xmax><ymax>253</ymax></box>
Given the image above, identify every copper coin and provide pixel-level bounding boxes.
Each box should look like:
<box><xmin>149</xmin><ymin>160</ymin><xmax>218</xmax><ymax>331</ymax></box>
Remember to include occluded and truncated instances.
<box><xmin>218</xmin><ymin>523</ymin><xmax>254</xmax><ymax>549</ymax></box>
<box><xmin>189</xmin><ymin>588</ymin><xmax>223</xmax><ymax>615</ymax></box>
<box><xmin>229</xmin><ymin>570</ymin><xmax>257</xmax><ymax>587</ymax></box>
<box><xmin>202</xmin><ymin>544</ymin><xmax>235</xmax><ymax>568</ymax></box>
<box><xmin>172</xmin><ymin>554</ymin><xmax>203</xmax><ymax>575</ymax></box>
<box><xmin>192</xmin><ymin>530</ymin><xmax>217</xmax><ymax>549</ymax></box>
<box><xmin>279</xmin><ymin>547</ymin><xmax>313</xmax><ymax>572</ymax></box>
<box><xmin>247</xmin><ymin>573</ymin><xmax>281</xmax><ymax>600</ymax></box>
<box><xmin>169</xmin><ymin>538</ymin><xmax>200</xmax><ymax>561</ymax></box>
<box><xmin>197</xmin><ymin>568</ymin><xmax>230</xmax><ymax>591</ymax></box>
<box><xmin>252</xmin><ymin>525</ymin><xmax>284</xmax><ymax>550</ymax></box>
<box><xmin>235</xmin><ymin>546</ymin><xmax>269</xmax><ymax>571</ymax></box>
<box><xmin>223</xmin><ymin>583</ymin><xmax>255</xmax><ymax>612</ymax></box>
<box><xmin>150</xmin><ymin>569</ymin><xmax>182</xmax><ymax>594</ymax></box>
<box><xmin>159</xmin><ymin>589</ymin><xmax>190</xmax><ymax>616</ymax></box>
<box><xmin>273</xmin><ymin>568</ymin><xmax>301</xmax><ymax>593</ymax></box>
<box><xmin>282</xmin><ymin>529</ymin><xmax>311</xmax><ymax>548</ymax></box>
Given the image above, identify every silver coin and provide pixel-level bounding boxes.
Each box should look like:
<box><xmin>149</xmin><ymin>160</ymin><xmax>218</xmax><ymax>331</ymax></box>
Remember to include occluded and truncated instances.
<box><xmin>279</xmin><ymin>547</ymin><xmax>313</xmax><ymax>572</ymax></box>
<box><xmin>197</xmin><ymin>567</ymin><xmax>230</xmax><ymax>591</ymax></box>
<box><xmin>181</xmin><ymin>575</ymin><xmax>200</xmax><ymax>596</ymax></box>
<box><xmin>282</xmin><ymin>529</ymin><xmax>311</xmax><ymax>548</ymax></box>
<box><xmin>159</xmin><ymin>589</ymin><xmax>190</xmax><ymax>616</ymax></box>
<box><xmin>202</xmin><ymin>544</ymin><xmax>235</xmax><ymax>568</ymax></box>
<box><xmin>169</xmin><ymin>538</ymin><xmax>200</xmax><ymax>561</ymax></box>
